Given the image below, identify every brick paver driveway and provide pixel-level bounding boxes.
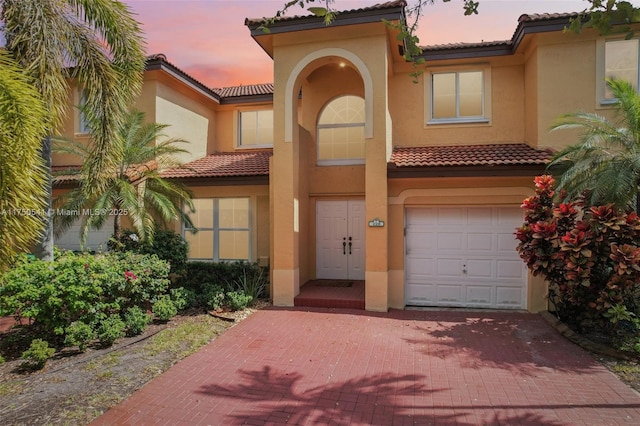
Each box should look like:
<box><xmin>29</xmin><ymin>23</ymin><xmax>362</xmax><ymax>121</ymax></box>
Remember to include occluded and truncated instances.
<box><xmin>93</xmin><ymin>308</ymin><xmax>640</xmax><ymax>425</ymax></box>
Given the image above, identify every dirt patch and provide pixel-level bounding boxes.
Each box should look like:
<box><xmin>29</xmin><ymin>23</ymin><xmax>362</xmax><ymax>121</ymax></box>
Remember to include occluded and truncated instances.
<box><xmin>0</xmin><ymin>302</ymin><xmax>268</xmax><ymax>425</ymax></box>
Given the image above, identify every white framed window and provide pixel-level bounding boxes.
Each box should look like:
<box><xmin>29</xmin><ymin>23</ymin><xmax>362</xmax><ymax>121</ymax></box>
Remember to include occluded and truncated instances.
<box><xmin>317</xmin><ymin>95</ymin><xmax>365</xmax><ymax>166</ymax></box>
<box><xmin>238</xmin><ymin>109</ymin><xmax>273</xmax><ymax>147</ymax></box>
<box><xmin>426</xmin><ymin>66</ymin><xmax>491</xmax><ymax>125</ymax></box>
<box><xmin>183</xmin><ymin>198</ymin><xmax>251</xmax><ymax>261</ymax></box>
<box><xmin>78</xmin><ymin>89</ymin><xmax>90</xmax><ymax>134</ymax></box>
<box><xmin>598</xmin><ymin>38</ymin><xmax>640</xmax><ymax>103</ymax></box>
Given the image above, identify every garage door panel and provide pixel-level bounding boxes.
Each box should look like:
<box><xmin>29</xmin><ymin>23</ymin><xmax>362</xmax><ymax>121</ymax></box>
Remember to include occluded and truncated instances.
<box><xmin>466</xmin><ymin>286</ymin><xmax>493</xmax><ymax>305</ymax></box>
<box><xmin>406</xmin><ymin>231</ymin><xmax>435</xmax><ymax>252</ymax></box>
<box><xmin>466</xmin><ymin>259</ymin><xmax>493</xmax><ymax>278</ymax></box>
<box><xmin>437</xmin><ymin>285</ymin><xmax>463</xmax><ymax>304</ymax></box>
<box><xmin>437</xmin><ymin>233</ymin><xmax>463</xmax><ymax>250</ymax></box>
<box><xmin>406</xmin><ymin>255</ymin><xmax>435</xmax><ymax>276</ymax></box>
<box><xmin>406</xmin><ymin>283</ymin><xmax>435</xmax><ymax>304</ymax></box>
<box><xmin>496</xmin><ymin>286</ymin><xmax>524</xmax><ymax>307</ymax></box>
<box><xmin>437</xmin><ymin>258</ymin><xmax>464</xmax><ymax>277</ymax></box>
<box><xmin>497</xmin><ymin>232</ymin><xmax>519</xmax><ymax>252</ymax></box>
<box><xmin>497</xmin><ymin>259</ymin><xmax>526</xmax><ymax>279</ymax></box>
<box><xmin>405</xmin><ymin>206</ymin><xmax>526</xmax><ymax>309</ymax></box>
<box><xmin>467</xmin><ymin>233</ymin><xmax>494</xmax><ymax>251</ymax></box>
<box><xmin>467</xmin><ymin>207</ymin><xmax>492</xmax><ymax>225</ymax></box>
<box><xmin>437</xmin><ymin>208</ymin><xmax>465</xmax><ymax>225</ymax></box>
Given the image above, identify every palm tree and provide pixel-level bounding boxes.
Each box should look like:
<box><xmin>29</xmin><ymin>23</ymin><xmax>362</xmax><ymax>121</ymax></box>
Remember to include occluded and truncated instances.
<box><xmin>0</xmin><ymin>51</ymin><xmax>49</xmax><ymax>270</ymax></box>
<box><xmin>1</xmin><ymin>0</ymin><xmax>146</xmax><ymax>260</ymax></box>
<box><xmin>548</xmin><ymin>78</ymin><xmax>640</xmax><ymax>210</ymax></box>
<box><xmin>54</xmin><ymin>110</ymin><xmax>195</xmax><ymax>247</ymax></box>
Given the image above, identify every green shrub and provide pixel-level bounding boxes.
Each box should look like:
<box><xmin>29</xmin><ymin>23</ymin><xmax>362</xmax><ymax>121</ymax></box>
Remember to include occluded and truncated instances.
<box><xmin>124</xmin><ymin>306</ymin><xmax>152</xmax><ymax>337</ymax></box>
<box><xmin>200</xmin><ymin>284</ymin><xmax>226</xmax><ymax>311</ymax></box>
<box><xmin>64</xmin><ymin>321</ymin><xmax>95</xmax><ymax>352</ymax></box>
<box><xmin>97</xmin><ymin>315</ymin><xmax>126</xmax><ymax>347</ymax></box>
<box><xmin>169</xmin><ymin>287</ymin><xmax>194</xmax><ymax>311</ymax></box>
<box><xmin>152</xmin><ymin>295</ymin><xmax>177</xmax><ymax>321</ymax></box>
<box><xmin>21</xmin><ymin>339</ymin><xmax>55</xmax><ymax>370</ymax></box>
<box><xmin>110</xmin><ymin>229</ymin><xmax>188</xmax><ymax>274</ymax></box>
<box><xmin>227</xmin><ymin>265</ymin><xmax>268</xmax><ymax>301</ymax></box>
<box><xmin>0</xmin><ymin>355</ymin><xmax>5</xmax><ymax>364</ymax></box>
<box><xmin>0</xmin><ymin>251</ymin><xmax>171</xmax><ymax>335</ymax></box>
<box><xmin>226</xmin><ymin>291</ymin><xmax>252</xmax><ymax>311</ymax></box>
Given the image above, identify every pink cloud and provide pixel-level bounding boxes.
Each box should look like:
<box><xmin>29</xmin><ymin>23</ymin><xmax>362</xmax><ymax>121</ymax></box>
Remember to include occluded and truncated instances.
<box><xmin>125</xmin><ymin>0</ymin><xmax>589</xmax><ymax>88</ymax></box>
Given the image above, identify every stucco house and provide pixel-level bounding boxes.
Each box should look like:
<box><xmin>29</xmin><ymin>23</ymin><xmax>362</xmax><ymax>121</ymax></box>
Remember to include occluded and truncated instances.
<box><xmin>53</xmin><ymin>1</ymin><xmax>640</xmax><ymax>313</ymax></box>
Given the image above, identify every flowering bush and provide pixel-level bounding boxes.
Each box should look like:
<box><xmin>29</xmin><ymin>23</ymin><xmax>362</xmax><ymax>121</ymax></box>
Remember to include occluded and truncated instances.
<box><xmin>516</xmin><ymin>176</ymin><xmax>640</xmax><ymax>324</ymax></box>
<box><xmin>0</xmin><ymin>250</ymin><xmax>171</xmax><ymax>337</ymax></box>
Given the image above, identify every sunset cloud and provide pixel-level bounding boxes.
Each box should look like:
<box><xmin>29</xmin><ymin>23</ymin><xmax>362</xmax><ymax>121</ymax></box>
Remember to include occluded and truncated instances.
<box><xmin>124</xmin><ymin>0</ymin><xmax>589</xmax><ymax>89</ymax></box>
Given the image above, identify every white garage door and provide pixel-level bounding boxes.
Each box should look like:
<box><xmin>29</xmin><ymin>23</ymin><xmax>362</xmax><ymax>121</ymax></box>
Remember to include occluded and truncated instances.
<box><xmin>405</xmin><ymin>206</ymin><xmax>526</xmax><ymax>309</ymax></box>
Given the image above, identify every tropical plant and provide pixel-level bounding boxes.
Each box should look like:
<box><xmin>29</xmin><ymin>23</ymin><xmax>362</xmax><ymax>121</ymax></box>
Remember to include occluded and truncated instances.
<box><xmin>516</xmin><ymin>175</ymin><xmax>640</xmax><ymax>325</ymax></box>
<box><xmin>548</xmin><ymin>78</ymin><xmax>640</xmax><ymax>210</ymax></box>
<box><xmin>1</xmin><ymin>0</ymin><xmax>146</xmax><ymax>261</ymax></box>
<box><xmin>0</xmin><ymin>51</ymin><xmax>49</xmax><ymax>270</ymax></box>
<box><xmin>54</xmin><ymin>110</ymin><xmax>195</xmax><ymax>245</ymax></box>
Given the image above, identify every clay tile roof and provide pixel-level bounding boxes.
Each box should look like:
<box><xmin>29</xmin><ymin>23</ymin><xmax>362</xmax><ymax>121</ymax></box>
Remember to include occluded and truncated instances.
<box><xmin>422</xmin><ymin>40</ymin><xmax>511</xmax><ymax>51</ymax></box>
<box><xmin>212</xmin><ymin>83</ymin><xmax>274</xmax><ymax>98</ymax></box>
<box><xmin>518</xmin><ymin>12</ymin><xmax>581</xmax><ymax>23</ymax></box>
<box><xmin>162</xmin><ymin>151</ymin><xmax>272</xmax><ymax>179</ymax></box>
<box><xmin>245</xmin><ymin>0</ymin><xmax>406</xmax><ymax>27</ymax></box>
<box><xmin>390</xmin><ymin>144</ymin><xmax>552</xmax><ymax>168</ymax></box>
<box><xmin>52</xmin><ymin>166</ymin><xmax>81</xmax><ymax>184</ymax></box>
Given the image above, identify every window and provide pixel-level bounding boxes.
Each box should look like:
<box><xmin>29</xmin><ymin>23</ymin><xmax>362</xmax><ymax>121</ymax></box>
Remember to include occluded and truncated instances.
<box><xmin>317</xmin><ymin>95</ymin><xmax>365</xmax><ymax>165</ymax></box>
<box><xmin>183</xmin><ymin>198</ymin><xmax>250</xmax><ymax>261</ymax></box>
<box><xmin>79</xmin><ymin>89</ymin><xmax>90</xmax><ymax>134</ymax></box>
<box><xmin>603</xmin><ymin>39</ymin><xmax>639</xmax><ymax>100</ymax></box>
<box><xmin>429</xmin><ymin>70</ymin><xmax>487</xmax><ymax>123</ymax></box>
<box><xmin>239</xmin><ymin>110</ymin><xmax>273</xmax><ymax>147</ymax></box>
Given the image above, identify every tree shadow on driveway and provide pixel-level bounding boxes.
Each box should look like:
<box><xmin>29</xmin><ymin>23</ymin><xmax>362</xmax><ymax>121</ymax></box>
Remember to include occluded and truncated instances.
<box><xmin>401</xmin><ymin>310</ymin><xmax>597</xmax><ymax>375</ymax></box>
<box><xmin>197</xmin><ymin>365</ymin><xmax>571</xmax><ymax>425</ymax></box>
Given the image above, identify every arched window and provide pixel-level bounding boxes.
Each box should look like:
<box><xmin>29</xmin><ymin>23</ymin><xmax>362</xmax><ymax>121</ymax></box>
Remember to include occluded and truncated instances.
<box><xmin>317</xmin><ymin>95</ymin><xmax>365</xmax><ymax>165</ymax></box>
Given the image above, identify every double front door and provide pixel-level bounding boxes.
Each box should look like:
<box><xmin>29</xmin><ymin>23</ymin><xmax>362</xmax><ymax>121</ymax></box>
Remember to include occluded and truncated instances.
<box><xmin>316</xmin><ymin>200</ymin><xmax>365</xmax><ymax>280</ymax></box>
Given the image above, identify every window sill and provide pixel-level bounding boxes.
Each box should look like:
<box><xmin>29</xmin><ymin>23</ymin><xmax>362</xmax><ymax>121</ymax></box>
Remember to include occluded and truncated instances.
<box><xmin>427</xmin><ymin>117</ymin><xmax>490</xmax><ymax>126</ymax></box>
<box><xmin>317</xmin><ymin>159</ymin><xmax>365</xmax><ymax>166</ymax></box>
<box><xmin>236</xmin><ymin>144</ymin><xmax>273</xmax><ymax>150</ymax></box>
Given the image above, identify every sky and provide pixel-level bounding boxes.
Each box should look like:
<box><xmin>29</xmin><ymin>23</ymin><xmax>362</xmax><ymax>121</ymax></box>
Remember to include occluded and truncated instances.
<box><xmin>122</xmin><ymin>0</ymin><xmax>626</xmax><ymax>88</ymax></box>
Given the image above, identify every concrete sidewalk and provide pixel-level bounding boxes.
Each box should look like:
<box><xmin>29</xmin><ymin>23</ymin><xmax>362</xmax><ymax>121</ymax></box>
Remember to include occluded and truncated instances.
<box><xmin>92</xmin><ymin>308</ymin><xmax>640</xmax><ymax>425</ymax></box>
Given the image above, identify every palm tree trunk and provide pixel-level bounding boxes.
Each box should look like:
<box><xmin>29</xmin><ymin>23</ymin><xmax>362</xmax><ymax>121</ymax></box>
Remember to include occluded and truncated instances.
<box><xmin>114</xmin><ymin>202</ymin><xmax>122</xmax><ymax>241</ymax></box>
<box><xmin>34</xmin><ymin>136</ymin><xmax>53</xmax><ymax>261</ymax></box>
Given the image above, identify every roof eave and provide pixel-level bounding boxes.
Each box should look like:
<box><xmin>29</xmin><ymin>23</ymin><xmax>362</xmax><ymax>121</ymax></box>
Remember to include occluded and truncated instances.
<box><xmin>419</xmin><ymin>44</ymin><xmax>513</xmax><ymax>61</ymax></box>
<box><xmin>146</xmin><ymin>58</ymin><xmax>221</xmax><ymax>104</ymax></box>
<box><xmin>246</xmin><ymin>5</ymin><xmax>406</xmax><ymax>37</ymax></box>
<box><xmin>166</xmin><ymin>175</ymin><xmax>270</xmax><ymax>186</ymax></box>
<box><xmin>218</xmin><ymin>94</ymin><xmax>274</xmax><ymax>105</ymax></box>
<box><xmin>387</xmin><ymin>163</ymin><xmax>547</xmax><ymax>178</ymax></box>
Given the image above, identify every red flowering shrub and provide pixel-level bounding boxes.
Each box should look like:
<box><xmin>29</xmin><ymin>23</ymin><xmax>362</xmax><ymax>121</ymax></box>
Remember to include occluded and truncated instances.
<box><xmin>517</xmin><ymin>175</ymin><xmax>640</xmax><ymax>323</ymax></box>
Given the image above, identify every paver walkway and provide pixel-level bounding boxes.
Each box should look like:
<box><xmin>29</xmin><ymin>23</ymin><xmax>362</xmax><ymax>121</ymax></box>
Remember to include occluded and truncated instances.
<box><xmin>92</xmin><ymin>308</ymin><xmax>640</xmax><ymax>425</ymax></box>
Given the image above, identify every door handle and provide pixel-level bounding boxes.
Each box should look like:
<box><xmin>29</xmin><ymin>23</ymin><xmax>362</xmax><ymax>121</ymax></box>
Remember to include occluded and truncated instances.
<box><xmin>343</xmin><ymin>238</ymin><xmax>347</xmax><ymax>255</ymax></box>
<box><xmin>348</xmin><ymin>236</ymin><xmax>352</xmax><ymax>255</ymax></box>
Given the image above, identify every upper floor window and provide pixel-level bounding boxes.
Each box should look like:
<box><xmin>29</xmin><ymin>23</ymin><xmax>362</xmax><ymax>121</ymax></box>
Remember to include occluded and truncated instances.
<box><xmin>428</xmin><ymin>70</ymin><xmax>487</xmax><ymax>124</ymax></box>
<box><xmin>183</xmin><ymin>197</ymin><xmax>251</xmax><ymax>261</ymax></box>
<box><xmin>317</xmin><ymin>95</ymin><xmax>365</xmax><ymax>165</ymax></box>
<box><xmin>239</xmin><ymin>109</ymin><xmax>273</xmax><ymax>147</ymax></box>
<box><xmin>604</xmin><ymin>39</ymin><xmax>639</xmax><ymax>100</ymax></box>
<box><xmin>79</xmin><ymin>89</ymin><xmax>90</xmax><ymax>134</ymax></box>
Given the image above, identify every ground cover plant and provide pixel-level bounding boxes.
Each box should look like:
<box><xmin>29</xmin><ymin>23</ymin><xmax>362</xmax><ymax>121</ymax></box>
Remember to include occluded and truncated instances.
<box><xmin>516</xmin><ymin>175</ymin><xmax>640</xmax><ymax>352</ymax></box>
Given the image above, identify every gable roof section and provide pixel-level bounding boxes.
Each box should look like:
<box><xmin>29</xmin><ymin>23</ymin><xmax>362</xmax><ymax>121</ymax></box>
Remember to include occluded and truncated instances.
<box><xmin>418</xmin><ymin>12</ymin><xmax>583</xmax><ymax>60</ymax></box>
<box><xmin>245</xmin><ymin>1</ymin><xmax>406</xmax><ymax>34</ymax></box>
<box><xmin>212</xmin><ymin>83</ymin><xmax>274</xmax><ymax>104</ymax></box>
<box><xmin>162</xmin><ymin>151</ymin><xmax>272</xmax><ymax>184</ymax></box>
<box><xmin>146</xmin><ymin>54</ymin><xmax>221</xmax><ymax>104</ymax></box>
<box><xmin>389</xmin><ymin>143</ymin><xmax>551</xmax><ymax>177</ymax></box>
